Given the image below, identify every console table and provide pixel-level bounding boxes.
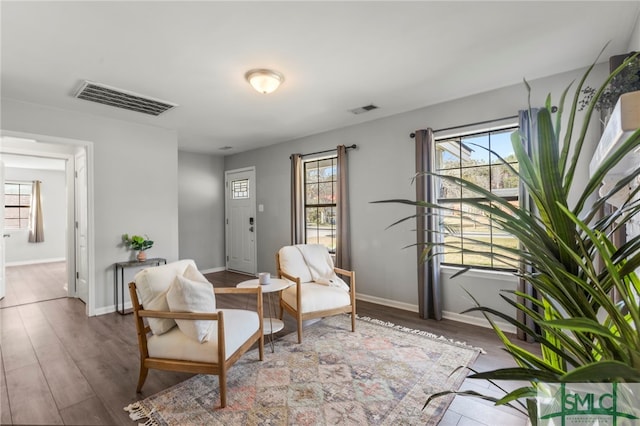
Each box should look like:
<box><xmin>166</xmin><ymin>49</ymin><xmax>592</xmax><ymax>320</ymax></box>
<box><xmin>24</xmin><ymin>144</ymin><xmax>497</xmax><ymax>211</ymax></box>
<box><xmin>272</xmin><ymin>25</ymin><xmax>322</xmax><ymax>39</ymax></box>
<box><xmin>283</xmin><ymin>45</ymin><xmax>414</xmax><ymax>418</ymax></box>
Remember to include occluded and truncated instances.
<box><xmin>114</xmin><ymin>257</ymin><xmax>166</xmax><ymax>315</ymax></box>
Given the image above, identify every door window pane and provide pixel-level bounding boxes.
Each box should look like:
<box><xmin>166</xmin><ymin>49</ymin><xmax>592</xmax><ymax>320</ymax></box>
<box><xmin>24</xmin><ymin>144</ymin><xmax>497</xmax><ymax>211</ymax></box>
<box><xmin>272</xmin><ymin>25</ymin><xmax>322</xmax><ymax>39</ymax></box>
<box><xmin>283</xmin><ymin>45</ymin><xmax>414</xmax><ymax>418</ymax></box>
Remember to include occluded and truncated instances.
<box><xmin>231</xmin><ymin>179</ymin><xmax>249</xmax><ymax>199</ymax></box>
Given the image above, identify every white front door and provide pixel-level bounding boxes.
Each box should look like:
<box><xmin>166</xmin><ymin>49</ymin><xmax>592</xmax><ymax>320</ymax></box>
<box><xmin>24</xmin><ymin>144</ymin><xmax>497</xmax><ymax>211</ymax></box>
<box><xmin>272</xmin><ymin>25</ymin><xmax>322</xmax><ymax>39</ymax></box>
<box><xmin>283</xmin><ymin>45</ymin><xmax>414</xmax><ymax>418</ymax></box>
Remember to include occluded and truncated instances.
<box><xmin>0</xmin><ymin>160</ymin><xmax>5</xmax><ymax>300</ymax></box>
<box><xmin>75</xmin><ymin>150</ymin><xmax>88</xmax><ymax>303</ymax></box>
<box><xmin>225</xmin><ymin>167</ymin><xmax>257</xmax><ymax>275</ymax></box>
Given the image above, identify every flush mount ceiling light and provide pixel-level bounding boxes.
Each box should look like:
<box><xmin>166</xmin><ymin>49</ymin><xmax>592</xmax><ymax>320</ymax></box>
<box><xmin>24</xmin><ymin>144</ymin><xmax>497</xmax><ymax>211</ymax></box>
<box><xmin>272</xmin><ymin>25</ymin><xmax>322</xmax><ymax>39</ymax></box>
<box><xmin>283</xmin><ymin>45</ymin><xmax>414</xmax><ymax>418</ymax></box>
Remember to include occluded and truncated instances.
<box><xmin>245</xmin><ymin>69</ymin><xmax>284</xmax><ymax>94</ymax></box>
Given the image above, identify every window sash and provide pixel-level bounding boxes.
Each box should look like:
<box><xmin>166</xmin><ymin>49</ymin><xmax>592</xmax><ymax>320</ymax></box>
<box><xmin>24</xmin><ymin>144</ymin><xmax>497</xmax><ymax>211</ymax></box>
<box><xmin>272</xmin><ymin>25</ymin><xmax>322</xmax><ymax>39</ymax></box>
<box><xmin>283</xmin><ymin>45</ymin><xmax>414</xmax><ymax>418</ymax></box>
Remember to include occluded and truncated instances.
<box><xmin>303</xmin><ymin>156</ymin><xmax>337</xmax><ymax>252</ymax></box>
<box><xmin>4</xmin><ymin>182</ymin><xmax>31</xmax><ymax>230</ymax></box>
<box><xmin>435</xmin><ymin>126</ymin><xmax>519</xmax><ymax>271</ymax></box>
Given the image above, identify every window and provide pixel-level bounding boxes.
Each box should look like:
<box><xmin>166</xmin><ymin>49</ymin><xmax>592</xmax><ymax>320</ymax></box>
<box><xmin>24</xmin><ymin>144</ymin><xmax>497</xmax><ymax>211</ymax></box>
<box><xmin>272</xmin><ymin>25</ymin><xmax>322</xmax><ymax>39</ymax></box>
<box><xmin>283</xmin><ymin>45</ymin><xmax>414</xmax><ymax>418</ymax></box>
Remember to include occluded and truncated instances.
<box><xmin>4</xmin><ymin>181</ymin><xmax>32</xmax><ymax>230</ymax></box>
<box><xmin>304</xmin><ymin>156</ymin><xmax>337</xmax><ymax>252</ymax></box>
<box><xmin>436</xmin><ymin>127</ymin><xmax>519</xmax><ymax>270</ymax></box>
<box><xmin>231</xmin><ymin>178</ymin><xmax>249</xmax><ymax>199</ymax></box>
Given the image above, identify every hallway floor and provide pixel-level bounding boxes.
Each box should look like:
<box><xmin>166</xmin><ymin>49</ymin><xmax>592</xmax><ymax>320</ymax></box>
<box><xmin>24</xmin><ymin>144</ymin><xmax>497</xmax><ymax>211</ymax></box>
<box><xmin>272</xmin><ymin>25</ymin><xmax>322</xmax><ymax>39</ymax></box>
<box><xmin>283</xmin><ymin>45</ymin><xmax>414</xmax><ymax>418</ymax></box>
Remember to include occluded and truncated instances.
<box><xmin>1</xmin><ymin>262</ymin><xmax>67</xmax><ymax>309</ymax></box>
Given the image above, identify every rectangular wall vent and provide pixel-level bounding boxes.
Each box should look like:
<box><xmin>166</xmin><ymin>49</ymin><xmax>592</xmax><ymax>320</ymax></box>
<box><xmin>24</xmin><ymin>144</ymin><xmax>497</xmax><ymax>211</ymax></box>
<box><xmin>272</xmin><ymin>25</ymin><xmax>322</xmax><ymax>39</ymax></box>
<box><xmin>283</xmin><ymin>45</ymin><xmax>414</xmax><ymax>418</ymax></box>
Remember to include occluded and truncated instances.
<box><xmin>349</xmin><ymin>104</ymin><xmax>379</xmax><ymax>115</ymax></box>
<box><xmin>74</xmin><ymin>81</ymin><xmax>177</xmax><ymax>116</ymax></box>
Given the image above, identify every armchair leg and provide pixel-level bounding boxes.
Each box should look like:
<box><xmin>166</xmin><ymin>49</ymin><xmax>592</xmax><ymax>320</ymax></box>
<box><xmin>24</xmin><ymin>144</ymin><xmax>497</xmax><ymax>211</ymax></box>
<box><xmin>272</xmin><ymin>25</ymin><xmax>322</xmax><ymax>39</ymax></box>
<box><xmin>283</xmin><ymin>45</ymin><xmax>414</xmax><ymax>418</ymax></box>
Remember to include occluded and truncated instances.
<box><xmin>219</xmin><ymin>368</ymin><xmax>227</xmax><ymax>408</ymax></box>
<box><xmin>297</xmin><ymin>315</ymin><xmax>303</xmax><ymax>344</ymax></box>
<box><xmin>351</xmin><ymin>310</ymin><xmax>356</xmax><ymax>332</ymax></box>
<box><xmin>136</xmin><ymin>364</ymin><xmax>149</xmax><ymax>392</ymax></box>
<box><xmin>258</xmin><ymin>335</ymin><xmax>264</xmax><ymax>361</ymax></box>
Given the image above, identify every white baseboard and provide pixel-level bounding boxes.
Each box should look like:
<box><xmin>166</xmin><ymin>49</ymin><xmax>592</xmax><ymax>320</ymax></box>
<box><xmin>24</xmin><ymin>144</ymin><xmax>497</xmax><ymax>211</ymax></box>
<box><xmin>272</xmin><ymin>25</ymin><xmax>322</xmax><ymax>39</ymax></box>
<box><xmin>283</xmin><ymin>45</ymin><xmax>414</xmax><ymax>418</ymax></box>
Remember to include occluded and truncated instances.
<box><xmin>356</xmin><ymin>292</ymin><xmax>516</xmax><ymax>333</ymax></box>
<box><xmin>6</xmin><ymin>257</ymin><xmax>66</xmax><ymax>267</ymax></box>
<box><xmin>95</xmin><ymin>302</ymin><xmax>133</xmax><ymax>316</ymax></box>
<box><xmin>201</xmin><ymin>266</ymin><xmax>226</xmax><ymax>274</ymax></box>
<box><xmin>356</xmin><ymin>293</ymin><xmax>419</xmax><ymax>313</ymax></box>
<box><xmin>442</xmin><ymin>310</ymin><xmax>516</xmax><ymax>334</ymax></box>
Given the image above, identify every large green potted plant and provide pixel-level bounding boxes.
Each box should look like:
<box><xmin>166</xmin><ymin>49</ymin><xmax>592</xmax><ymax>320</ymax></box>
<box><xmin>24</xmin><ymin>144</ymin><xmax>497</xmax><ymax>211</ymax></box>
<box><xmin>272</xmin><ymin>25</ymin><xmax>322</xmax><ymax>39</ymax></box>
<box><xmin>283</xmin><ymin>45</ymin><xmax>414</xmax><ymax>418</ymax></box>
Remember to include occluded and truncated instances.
<box><xmin>381</xmin><ymin>50</ymin><xmax>640</xmax><ymax>423</ymax></box>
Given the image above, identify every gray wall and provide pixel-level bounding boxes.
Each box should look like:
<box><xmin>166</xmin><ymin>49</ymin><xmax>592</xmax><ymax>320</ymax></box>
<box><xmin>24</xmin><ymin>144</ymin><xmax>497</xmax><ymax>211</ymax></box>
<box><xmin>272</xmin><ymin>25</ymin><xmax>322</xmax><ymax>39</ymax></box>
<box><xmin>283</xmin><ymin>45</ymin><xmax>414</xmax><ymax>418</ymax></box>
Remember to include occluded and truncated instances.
<box><xmin>224</xmin><ymin>64</ymin><xmax>606</xmax><ymax>327</ymax></box>
<box><xmin>1</xmin><ymin>98</ymin><xmax>179</xmax><ymax>314</ymax></box>
<box><xmin>178</xmin><ymin>151</ymin><xmax>225</xmax><ymax>271</ymax></box>
<box><xmin>4</xmin><ymin>167</ymin><xmax>67</xmax><ymax>264</ymax></box>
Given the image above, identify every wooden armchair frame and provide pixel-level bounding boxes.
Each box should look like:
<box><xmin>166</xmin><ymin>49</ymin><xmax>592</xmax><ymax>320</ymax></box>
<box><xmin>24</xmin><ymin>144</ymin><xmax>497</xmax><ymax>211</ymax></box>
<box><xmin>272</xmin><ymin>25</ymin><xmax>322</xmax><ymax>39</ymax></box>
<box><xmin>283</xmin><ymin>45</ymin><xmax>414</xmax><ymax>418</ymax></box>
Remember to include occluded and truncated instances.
<box><xmin>128</xmin><ymin>282</ymin><xmax>264</xmax><ymax>408</ymax></box>
<box><xmin>276</xmin><ymin>251</ymin><xmax>356</xmax><ymax>343</ymax></box>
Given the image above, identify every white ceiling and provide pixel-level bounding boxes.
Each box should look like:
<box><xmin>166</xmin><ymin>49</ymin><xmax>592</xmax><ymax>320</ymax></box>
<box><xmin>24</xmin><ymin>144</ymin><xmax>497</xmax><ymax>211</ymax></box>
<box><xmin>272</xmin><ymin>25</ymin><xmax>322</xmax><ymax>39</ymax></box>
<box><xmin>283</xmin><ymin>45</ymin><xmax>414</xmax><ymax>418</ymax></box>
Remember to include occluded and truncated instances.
<box><xmin>2</xmin><ymin>1</ymin><xmax>639</xmax><ymax>155</ymax></box>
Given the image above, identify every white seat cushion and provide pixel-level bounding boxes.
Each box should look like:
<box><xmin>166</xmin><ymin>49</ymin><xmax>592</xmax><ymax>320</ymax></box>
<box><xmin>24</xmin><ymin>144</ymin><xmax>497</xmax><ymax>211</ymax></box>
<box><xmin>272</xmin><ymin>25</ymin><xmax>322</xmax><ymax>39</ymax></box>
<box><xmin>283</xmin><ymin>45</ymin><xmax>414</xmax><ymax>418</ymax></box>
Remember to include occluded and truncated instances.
<box><xmin>281</xmin><ymin>282</ymin><xmax>351</xmax><ymax>313</ymax></box>
<box><xmin>134</xmin><ymin>260</ymin><xmax>207</xmax><ymax>335</ymax></box>
<box><xmin>146</xmin><ymin>309</ymin><xmax>260</xmax><ymax>364</ymax></box>
<box><xmin>166</xmin><ymin>275</ymin><xmax>217</xmax><ymax>343</ymax></box>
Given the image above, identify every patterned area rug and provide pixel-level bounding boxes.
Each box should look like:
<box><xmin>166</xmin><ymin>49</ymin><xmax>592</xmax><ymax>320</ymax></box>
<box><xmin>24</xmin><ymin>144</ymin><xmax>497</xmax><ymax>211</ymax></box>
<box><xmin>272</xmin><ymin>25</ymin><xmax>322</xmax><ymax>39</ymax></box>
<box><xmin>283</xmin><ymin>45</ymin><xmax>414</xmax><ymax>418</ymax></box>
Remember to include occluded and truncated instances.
<box><xmin>125</xmin><ymin>315</ymin><xmax>482</xmax><ymax>425</ymax></box>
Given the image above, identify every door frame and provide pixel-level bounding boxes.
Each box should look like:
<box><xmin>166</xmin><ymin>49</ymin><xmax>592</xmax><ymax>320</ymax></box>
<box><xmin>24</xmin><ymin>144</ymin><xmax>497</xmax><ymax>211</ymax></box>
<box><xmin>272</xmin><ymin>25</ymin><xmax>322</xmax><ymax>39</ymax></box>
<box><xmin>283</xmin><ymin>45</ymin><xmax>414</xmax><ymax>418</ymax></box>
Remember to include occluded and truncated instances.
<box><xmin>224</xmin><ymin>166</ymin><xmax>257</xmax><ymax>275</ymax></box>
<box><xmin>0</xmin><ymin>130</ymin><xmax>95</xmax><ymax>316</ymax></box>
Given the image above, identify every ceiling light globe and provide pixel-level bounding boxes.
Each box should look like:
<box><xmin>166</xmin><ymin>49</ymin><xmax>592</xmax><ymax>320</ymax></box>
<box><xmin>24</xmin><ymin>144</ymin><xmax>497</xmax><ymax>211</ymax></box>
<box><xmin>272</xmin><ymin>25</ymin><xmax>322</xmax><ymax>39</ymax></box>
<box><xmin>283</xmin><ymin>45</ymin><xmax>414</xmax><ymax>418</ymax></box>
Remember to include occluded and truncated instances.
<box><xmin>245</xmin><ymin>69</ymin><xmax>284</xmax><ymax>94</ymax></box>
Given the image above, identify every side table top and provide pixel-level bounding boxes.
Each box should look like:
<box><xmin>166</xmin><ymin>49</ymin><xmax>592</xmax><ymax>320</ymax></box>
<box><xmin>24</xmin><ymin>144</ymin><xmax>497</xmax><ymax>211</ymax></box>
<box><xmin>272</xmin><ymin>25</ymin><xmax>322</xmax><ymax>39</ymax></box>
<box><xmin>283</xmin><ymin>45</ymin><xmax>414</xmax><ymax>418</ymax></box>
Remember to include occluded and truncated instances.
<box><xmin>114</xmin><ymin>258</ymin><xmax>167</xmax><ymax>268</ymax></box>
<box><xmin>237</xmin><ymin>278</ymin><xmax>292</xmax><ymax>293</ymax></box>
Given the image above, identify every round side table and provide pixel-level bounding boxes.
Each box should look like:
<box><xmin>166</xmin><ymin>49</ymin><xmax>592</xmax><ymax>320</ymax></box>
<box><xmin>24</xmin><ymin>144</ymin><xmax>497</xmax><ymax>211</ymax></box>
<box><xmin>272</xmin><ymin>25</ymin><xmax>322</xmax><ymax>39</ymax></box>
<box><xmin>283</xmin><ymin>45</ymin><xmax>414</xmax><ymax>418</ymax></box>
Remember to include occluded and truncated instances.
<box><xmin>237</xmin><ymin>278</ymin><xmax>292</xmax><ymax>352</ymax></box>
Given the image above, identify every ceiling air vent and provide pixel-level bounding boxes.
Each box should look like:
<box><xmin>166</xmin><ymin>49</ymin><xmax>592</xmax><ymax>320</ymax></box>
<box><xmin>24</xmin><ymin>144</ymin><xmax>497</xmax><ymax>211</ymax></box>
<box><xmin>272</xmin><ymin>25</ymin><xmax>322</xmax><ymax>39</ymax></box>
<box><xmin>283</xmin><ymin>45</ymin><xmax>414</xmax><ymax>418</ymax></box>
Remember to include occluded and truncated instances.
<box><xmin>74</xmin><ymin>81</ymin><xmax>177</xmax><ymax>116</ymax></box>
<box><xmin>349</xmin><ymin>104</ymin><xmax>379</xmax><ymax>115</ymax></box>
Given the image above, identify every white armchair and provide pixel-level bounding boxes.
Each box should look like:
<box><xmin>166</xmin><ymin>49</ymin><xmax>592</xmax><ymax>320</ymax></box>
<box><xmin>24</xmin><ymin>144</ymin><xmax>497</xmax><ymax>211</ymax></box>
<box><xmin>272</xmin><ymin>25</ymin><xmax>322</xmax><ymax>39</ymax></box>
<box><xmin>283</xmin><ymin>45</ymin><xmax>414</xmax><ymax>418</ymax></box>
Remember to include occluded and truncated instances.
<box><xmin>128</xmin><ymin>259</ymin><xmax>263</xmax><ymax>408</ymax></box>
<box><xmin>276</xmin><ymin>244</ymin><xmax>356</xmax><ymax>343</ymax></box>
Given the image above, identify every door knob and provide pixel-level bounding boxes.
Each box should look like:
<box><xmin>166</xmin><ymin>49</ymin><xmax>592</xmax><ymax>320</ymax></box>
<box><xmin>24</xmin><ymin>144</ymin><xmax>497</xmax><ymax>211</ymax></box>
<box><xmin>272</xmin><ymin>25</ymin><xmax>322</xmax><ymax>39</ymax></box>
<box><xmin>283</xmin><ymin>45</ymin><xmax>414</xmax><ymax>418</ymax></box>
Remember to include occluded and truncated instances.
<box><xmin>3</xmin><ymin>234</ymin><xmax>10</xmax><ymax>238</ymax></box>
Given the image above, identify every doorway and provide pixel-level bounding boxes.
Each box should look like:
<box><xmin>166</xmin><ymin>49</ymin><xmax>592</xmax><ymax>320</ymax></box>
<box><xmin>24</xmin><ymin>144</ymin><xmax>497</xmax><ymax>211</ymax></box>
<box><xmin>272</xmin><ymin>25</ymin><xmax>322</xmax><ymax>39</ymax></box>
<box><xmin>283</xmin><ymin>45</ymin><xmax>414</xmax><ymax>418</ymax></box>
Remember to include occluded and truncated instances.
<box><xmin>0</xmin><ymin>133</ymin><xmax>93</xmax><ymax>315</ymax></box>
<box><xmin>225</xmin><ymin>167</ymin><xmax>257</xmax><ymax>275</ymax></box>
<box><xmin>1</xmin><ymin>153</ymin><xmax>68</xmax><ymax>308</ymax></box>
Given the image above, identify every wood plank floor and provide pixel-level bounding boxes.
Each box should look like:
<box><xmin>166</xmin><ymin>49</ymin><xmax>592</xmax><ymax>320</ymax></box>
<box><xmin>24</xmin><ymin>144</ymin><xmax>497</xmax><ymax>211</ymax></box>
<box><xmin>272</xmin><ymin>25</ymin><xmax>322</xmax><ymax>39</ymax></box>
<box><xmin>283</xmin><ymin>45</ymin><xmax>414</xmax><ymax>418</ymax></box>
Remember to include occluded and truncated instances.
<box><xmin>1</xmin><ymin>267</ymin><xmax>537</xmax><ymax>425</ymax></box>
<box><xmin>1</xmin><ymin>262</ymin><xmax>68</xmax><ymax>309</ymax></box>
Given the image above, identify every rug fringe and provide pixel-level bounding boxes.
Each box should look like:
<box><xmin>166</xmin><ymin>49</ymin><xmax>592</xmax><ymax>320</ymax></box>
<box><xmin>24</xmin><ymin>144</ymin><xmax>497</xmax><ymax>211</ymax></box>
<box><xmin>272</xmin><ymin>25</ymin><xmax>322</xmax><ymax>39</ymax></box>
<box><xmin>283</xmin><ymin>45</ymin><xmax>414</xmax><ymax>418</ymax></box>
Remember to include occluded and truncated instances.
<box><xmin>124</xmin><ymin>402</ymin><xmax>159</xmax><ymax>426</ymax></box>
<box><xmin>355</xmin><ymin>314</ymin><xmax>487</xmax><ymax>354</ymax></box>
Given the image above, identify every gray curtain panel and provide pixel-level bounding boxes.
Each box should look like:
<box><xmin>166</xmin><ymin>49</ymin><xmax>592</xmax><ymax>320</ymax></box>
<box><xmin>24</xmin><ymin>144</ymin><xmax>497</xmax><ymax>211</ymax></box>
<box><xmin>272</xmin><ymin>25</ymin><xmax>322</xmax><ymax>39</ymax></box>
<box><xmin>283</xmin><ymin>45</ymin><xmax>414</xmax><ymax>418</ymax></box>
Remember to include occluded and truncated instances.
<box><xmin>290</xmin><ymin>153</ymin><xmax>305</xmax><ymax>245</ymax></box>
<box><xmin>28</xmin><ymin>180</ymin><xmax>44</xmax><ymax>243</ymax></box>
<box><xmin>335</xmin><ymin>145</ymin><xmax>351</xmax><ymax>271</ymax></box>
<box><xmin>414</xmin><ymin>129</ymin><xmax>442</xmax><ymax>320</ymax></box>
<box><xmin>517</xmin><ymin>109</ymin><xmax>539</xmax><ymax>342</ymax></box>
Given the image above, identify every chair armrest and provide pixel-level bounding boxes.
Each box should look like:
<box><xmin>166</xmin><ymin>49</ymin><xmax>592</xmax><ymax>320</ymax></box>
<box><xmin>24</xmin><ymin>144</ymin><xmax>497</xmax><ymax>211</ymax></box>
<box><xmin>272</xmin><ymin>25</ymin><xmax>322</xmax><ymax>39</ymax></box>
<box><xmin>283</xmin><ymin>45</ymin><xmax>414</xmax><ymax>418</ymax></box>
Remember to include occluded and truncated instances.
<box><xmin>334</xmin><ymin>267</ymin><xmax>356</xmax><ymax>295</ymax></box>
<box><xmin>137</xmin><ymin>309</ymin><xmax>220</xmax><ymax>321</ymax></box>
<box><xmin>334</xmin><ymin>267</ymin><xmax>354</xmax><ymax>278</ymax></box>
<box><xmin>214</xmin><ymin>286</ymin><xmax>264</xmax><ymax>321</ymax></box>
<box><xmin>278</xmin><ymin>270</ymin><xmax>300</xmax><ymax>283</ymax></box>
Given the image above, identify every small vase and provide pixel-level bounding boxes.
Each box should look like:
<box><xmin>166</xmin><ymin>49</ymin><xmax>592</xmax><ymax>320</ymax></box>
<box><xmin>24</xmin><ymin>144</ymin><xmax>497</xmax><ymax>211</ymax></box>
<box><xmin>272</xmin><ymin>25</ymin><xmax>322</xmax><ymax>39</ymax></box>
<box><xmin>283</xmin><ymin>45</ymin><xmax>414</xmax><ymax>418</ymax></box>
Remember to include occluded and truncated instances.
<box><xmin>137</xmin><ymin>251</ymin><xmax>147</xmax><ymax>262</ymax></box>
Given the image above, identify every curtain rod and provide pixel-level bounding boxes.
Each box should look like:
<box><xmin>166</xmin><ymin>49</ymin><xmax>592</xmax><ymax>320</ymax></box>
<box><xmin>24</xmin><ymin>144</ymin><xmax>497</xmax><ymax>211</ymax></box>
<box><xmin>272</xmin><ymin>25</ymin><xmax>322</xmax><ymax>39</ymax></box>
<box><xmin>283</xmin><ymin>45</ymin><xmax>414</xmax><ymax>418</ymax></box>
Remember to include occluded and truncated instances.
<box><xmin>409</xmin><ymin>114</ymin><xmax>519</xmax><ymax>138</ymax></box>
<box><xmin>299</xmin><ymin>144</ymin><xmax>357</xmax><ymax>158</ymax></box>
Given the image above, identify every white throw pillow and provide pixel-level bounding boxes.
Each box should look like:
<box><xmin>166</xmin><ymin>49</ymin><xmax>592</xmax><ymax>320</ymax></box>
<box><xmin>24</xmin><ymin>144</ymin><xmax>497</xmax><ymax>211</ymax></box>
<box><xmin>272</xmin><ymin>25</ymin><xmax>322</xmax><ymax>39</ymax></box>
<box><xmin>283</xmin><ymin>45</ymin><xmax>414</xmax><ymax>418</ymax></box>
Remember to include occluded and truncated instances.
<box><xmin>134</xmin><ymin>259</ymin><xmax>196</xmax><ymax>335</ymax></box>
<box><xmin>184</xmin><ymin>263</ymin><xmax>209</xmax><ymax>284</ymax></box>
<box><xmin>166</xmin><ymin>275</ymin><xmax>217</xmax><ymax>343</ymax></box>
<box><xmin>278</xmin><ymin>246</ymin><xmax>313</xmax><ymax>283</ymax></box>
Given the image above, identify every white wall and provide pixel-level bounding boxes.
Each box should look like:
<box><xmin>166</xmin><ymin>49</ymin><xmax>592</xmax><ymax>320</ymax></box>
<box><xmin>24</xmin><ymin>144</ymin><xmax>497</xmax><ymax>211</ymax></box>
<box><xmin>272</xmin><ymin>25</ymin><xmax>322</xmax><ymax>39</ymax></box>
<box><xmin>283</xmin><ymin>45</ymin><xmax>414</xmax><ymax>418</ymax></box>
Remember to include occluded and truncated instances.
<box><xmin>4</xmin><ymin>167</ymin><xmax>66</xmax><ymax>264</ymax></box>
<box><xmin>178</xmin><ymin>151</ymin><xmax>225</xmax><ymax>271</ymax></box>
<box><xmin>1</xmin><ymin>98</ymin><xmax>179</xmax><ymax>314</ymax></box>
<box><xmin>628</xmin><ymin>12</ymin><xmax>640</xmax><ymax>52</ymax></box>
<box><xmin>224</xmin><ymin>64</ymin><xmax>606</xmax><ymax>328</ymax></box>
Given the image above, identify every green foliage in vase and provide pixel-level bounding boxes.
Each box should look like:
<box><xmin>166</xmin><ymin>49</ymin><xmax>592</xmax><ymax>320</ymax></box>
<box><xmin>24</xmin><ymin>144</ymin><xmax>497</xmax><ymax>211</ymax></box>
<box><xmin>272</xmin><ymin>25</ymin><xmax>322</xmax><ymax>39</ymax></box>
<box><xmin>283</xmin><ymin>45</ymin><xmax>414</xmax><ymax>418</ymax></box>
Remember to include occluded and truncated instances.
<box><xmin>579</xmin><ymin>52</ymin><xmax>640</xmax><ymax>111</ymax></box>
<box><xmin>122</xmin><ymin>234</ymin><xmax>154</xmax><ymax>251</ymax></box>
<box><xmin>377</xmin><ymin>50</ymin><xmax>640</xmax><ymax>422</ymax></box>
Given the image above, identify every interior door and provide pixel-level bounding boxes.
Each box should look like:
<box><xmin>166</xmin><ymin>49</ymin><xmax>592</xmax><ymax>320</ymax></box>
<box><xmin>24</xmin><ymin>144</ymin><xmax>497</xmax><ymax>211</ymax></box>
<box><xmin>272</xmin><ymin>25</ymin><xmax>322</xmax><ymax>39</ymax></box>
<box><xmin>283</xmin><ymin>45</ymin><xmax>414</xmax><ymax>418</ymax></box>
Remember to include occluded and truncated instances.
<box><xmin>75</xmin><ymin>150</ymin><xmax>88</xmax><ymax>303</ymax></box>
<box><xmin>225</xmin><ymin>167</ymin><xmax>257</xmax><ymax>275</ymax></box>
<box><xmin>0</xmin><ymin>160</ymin><xmax>5</xmax><ymax>300</ymax></box>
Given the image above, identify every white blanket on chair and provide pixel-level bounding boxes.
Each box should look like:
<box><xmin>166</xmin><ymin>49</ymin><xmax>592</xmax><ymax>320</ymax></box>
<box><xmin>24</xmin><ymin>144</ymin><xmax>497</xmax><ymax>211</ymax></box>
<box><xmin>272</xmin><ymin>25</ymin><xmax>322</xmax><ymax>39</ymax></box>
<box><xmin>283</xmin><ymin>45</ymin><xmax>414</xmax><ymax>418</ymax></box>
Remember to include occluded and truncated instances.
<box><xmin>295</xmin><ymin>244</ymin><xmax>350</xmax><ymax>292</ymax></box>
